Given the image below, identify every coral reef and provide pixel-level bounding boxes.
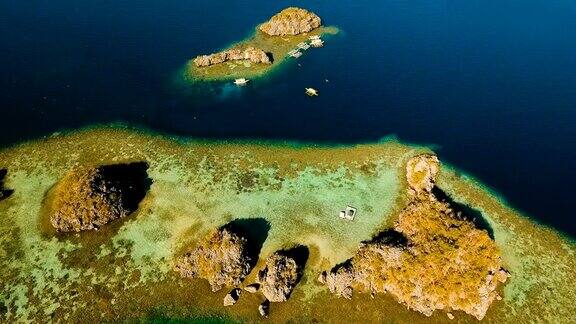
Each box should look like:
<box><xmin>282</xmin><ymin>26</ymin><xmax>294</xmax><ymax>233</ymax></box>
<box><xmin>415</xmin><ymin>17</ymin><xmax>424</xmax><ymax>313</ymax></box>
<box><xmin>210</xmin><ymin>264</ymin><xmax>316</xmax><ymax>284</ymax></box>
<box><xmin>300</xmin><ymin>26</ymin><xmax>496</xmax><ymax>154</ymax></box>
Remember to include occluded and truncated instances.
<box><xmin>259</xmin><ymin>7</ymin><xmax>321</xmax><ymax>36</ymax></box>
<box><xmin>47</xmin><ymin>162</ymin><xmax>150</xmax><ymax>232</ymax></box>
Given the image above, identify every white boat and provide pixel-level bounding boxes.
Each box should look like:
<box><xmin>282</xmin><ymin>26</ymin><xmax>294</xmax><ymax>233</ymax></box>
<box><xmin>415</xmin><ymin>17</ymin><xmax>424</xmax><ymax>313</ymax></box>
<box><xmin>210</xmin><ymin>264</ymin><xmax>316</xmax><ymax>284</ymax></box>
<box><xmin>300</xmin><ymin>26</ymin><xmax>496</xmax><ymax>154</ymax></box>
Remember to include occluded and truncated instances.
<box><xmin>310</xmin><ymin>35</ymin><xmax>321</xmax><ymax>40</ymax></box>
<box><xmin>305</xmin><ymin>88</ymin><xmax>318</xmax><ymax>96</ymax></box>
<box><xmin>310</xmin><ymin>39</ymin><xmax>324</xmax><ymax>47</ymax></box>
<box><xmin>234</xmin><ymin>78</ymin><xmax>249</xmax><ymax>86</ymax></box>
<box><xmin>297</xmin><ymin>42</ymin><xmax>310</xmax><ymax>50</ymax></box>
<box><xmin>290</xmin><ymin>51</ymin><xmax>303</xmax><ymax>58</ymax></box>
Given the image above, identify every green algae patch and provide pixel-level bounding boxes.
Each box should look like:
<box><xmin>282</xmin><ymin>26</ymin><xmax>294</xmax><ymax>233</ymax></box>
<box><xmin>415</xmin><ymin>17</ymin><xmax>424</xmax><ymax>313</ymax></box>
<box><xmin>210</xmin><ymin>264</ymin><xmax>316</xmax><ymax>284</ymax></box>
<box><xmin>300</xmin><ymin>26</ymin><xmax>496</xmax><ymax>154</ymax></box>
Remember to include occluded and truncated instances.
<box><xmin>0</xmin><ymin>127</ymin><xmax>574</xmax><ymax>323</ymax></box>
<box><xmin>182</xmin><ymin>26</ymin><xmax>339</xmax><ymax>82</ymax></box>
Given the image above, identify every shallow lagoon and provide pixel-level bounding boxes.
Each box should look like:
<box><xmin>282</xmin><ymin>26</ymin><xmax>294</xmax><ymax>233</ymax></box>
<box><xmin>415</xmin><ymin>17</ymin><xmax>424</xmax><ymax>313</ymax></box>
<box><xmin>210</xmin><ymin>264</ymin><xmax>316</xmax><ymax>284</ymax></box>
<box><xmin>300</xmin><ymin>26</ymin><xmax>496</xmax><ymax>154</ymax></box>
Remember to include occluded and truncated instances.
<box><xmin>0</xmin><ymin>128</ymin><xmax>574</xmax><ymax>322</ymax></box>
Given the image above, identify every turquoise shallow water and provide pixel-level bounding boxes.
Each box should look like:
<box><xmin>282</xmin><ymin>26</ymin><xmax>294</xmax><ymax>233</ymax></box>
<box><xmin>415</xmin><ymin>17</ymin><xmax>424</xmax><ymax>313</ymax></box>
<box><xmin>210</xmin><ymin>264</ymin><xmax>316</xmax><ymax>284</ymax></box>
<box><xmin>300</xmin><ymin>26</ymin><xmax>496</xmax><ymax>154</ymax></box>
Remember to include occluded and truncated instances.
<box><xmin>1</xmin><ymin>0</ymin><xmax>576</xmax><ymax>236</ymax></box>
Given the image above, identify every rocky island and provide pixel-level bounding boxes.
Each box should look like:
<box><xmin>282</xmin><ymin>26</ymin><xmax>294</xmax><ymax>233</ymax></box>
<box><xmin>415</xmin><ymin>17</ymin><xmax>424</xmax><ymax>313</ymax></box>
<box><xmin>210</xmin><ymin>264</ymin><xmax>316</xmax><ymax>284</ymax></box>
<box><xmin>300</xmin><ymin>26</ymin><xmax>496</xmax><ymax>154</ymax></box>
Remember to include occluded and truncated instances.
<box><xmin>46</xmin><ymin>162</ymin><xmax>150</xmax><ymax>232</ymax></box>
<box><xmin>0</xmin><ymin>127</ymin><xmax>574</xmax><ymax>323</ymax></box>
<box><xmin>184</xmin><ymin>7</ymin><xmax>338</xmax><ymax>82</ymax></box>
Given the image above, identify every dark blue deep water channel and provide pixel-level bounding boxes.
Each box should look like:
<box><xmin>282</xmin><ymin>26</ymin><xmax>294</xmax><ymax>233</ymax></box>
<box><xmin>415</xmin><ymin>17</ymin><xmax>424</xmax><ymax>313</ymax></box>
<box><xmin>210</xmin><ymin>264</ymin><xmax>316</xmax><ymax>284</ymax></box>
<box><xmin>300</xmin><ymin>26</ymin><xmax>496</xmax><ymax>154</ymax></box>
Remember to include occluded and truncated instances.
<box><xmin>1</xmin><ymin>0</ymin><xmax>576</xmax><ymax>236</ymax></box>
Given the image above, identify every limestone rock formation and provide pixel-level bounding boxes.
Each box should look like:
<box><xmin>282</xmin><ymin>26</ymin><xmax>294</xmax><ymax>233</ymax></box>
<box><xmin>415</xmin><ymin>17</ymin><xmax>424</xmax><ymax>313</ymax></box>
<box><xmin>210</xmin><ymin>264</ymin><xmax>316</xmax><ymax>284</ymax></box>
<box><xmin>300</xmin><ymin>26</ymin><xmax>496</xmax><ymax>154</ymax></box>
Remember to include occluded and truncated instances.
<box><xmin>174</xmin><ymin>227</ymin><xmax>254</xmax><ymax>292</ymax></box>
<box><xmin>258</xmin><ymin>247</ymin><xmax>307</xmax><ymax>302</ymax></box>
<box><xmin>320</xmin><ymin>156</ymin><xmax>508</xmax><ymax>320</ymax></box>
<box><xmin>48</xmin><ymin>162</ymin><xmax>150</xmax><ymax>232</ymax></box>
<box><xmin>406</xmin><ymin>154</ymin><xmax>440</xmax><ymax>195</ymax></box>
<box><xmin>193</xmin><ymin>47</ymin><xmax>272</xmax><ymax>67</ymax></box>
<box><xmin>223</xmin><ymin>288</ymin><xmax>241</xmax><ymax>306</ymax></box>
<box><xmin>0</xmin><ymin>169</ymin><xmax>12</xmax><ymax>201</ymax></box>
<box><xmin>259</xmin><ymin>7</ymin><xmax>321</xmax><ymax>36</ymax></box>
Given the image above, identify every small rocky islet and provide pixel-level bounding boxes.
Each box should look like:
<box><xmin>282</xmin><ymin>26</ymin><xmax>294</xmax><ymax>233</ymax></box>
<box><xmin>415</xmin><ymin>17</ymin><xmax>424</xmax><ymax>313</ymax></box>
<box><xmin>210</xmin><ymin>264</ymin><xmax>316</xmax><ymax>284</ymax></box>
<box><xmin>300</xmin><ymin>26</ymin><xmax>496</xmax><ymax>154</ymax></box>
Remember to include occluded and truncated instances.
<box><xmin>185</xmin><ymin>7</ymin><xmax>337</xmax><ymax>81</ymax></box>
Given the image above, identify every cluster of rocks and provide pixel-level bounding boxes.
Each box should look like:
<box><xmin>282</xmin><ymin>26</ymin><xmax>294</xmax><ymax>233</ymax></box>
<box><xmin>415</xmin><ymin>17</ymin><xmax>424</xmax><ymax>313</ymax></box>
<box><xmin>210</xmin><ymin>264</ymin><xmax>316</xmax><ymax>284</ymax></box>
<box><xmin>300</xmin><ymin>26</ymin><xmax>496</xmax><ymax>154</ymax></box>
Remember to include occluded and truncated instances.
<box><xmin>48</xmin><ymin>162</ymin><xmax>150</xmax><ymax>232</ymax></box>
<box><xmin>175</xmin><ymin>225</ymin><xmax>308</xmax><ymax>318</ymax></box>
<box><xmin>319</xmin><ymin>154</ymin><xmax>509</xmax><ymax>320</ymax></box>
<box><xmin>193</xmin><ymin>47</ymin><xmax>272</xmax><ymax>67</ymax></box>
<box><xmin>259</xmin><ymin>7</ymin><xmax>322</xmax><ymax>36</ymax></box>
<box><xmin>0</xmin><ymin>168</ymin><xmax>12</xmax><ymax>201</ymax></box>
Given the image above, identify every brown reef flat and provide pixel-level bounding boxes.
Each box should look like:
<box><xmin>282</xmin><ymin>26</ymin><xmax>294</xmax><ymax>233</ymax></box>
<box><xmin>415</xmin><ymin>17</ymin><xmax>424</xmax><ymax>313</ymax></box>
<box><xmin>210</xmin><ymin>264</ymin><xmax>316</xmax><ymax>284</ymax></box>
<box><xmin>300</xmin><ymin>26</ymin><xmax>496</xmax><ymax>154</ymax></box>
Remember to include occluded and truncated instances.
<box><xmin>0</xmin><ymin>127</ymin><xmax>574</xmax><ymax>323</ymax></box>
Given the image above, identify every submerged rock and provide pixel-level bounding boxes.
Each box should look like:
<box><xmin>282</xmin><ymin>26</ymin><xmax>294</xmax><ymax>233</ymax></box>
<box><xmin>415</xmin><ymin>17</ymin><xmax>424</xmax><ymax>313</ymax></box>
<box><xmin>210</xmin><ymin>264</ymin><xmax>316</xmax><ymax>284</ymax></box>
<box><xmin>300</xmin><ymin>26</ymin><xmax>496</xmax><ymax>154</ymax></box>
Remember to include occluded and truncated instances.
<box><xmin>193</xmin><ymin>46</ymin><xmax>272</xmax><ymax>67</ymax></box>
<box><xmin>174</xmin><ymin>226</ymin><xmax>255</xmax><ymax>292</ymax></box>
<box><xmin>320</xmin><ymin>157</ymin><xmax>508</xmax><ymax>320</ymax></box>
<box><xmin>48</xmin><ymin>162</ymin><xmax>150</xmax><ymax>232</ymax></box>
<box><xmin>259</xmin><ymin>7</ymin><xmax>321</xmax><ymax>36</ymax></box>
<box><xmin>223</xmin><ymin>288</ymin><xmax>241</xmax><ymax>306</ymax></box>
<box><xmin>258</xmin><ymin>247</ymin><xmax>308</xmax><ymax>302</ymax></box>
<box><xmin>258</xmin><ymin>299</ymin><xmax>270</xmax><ymax>318</ymax></box>
<box><xmin>406</xmin><ymin>154</ymin><xmax>440</xmax><ymax>195</ymax></box>
<box><xmin>0</xmin><ymin>168</ymin><xmax>12</xmax><ymax>201</ymax></box>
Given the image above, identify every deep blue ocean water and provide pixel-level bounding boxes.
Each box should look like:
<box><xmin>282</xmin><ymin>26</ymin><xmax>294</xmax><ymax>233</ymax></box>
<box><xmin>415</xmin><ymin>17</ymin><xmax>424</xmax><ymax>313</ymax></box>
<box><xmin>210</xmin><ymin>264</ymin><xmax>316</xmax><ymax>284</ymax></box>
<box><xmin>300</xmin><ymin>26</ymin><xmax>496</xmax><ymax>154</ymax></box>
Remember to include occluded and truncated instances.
<box><xmin>1</xmin><ymin>0</ymin><xmax>575</xmax><ymax>237</ymax></box>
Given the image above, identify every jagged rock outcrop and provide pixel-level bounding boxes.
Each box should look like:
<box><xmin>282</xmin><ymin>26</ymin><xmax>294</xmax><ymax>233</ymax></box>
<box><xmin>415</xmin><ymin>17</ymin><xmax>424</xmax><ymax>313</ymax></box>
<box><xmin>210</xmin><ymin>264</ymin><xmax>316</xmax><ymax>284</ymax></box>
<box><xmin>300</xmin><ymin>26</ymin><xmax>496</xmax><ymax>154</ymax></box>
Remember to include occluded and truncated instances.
<box><xmin>259</xmin><ymin>7</ymin><xmax>321</xmax><ymax>36</ymax></box>
<box><xmin>174</xmin><ymin>226</ymin><xmax>254</xmax><ymax>292</ymax></box>
<box><xmin>258</xmin><ymin>247</ymin><xmax>307</xmax><ymax>302</ymax></box>
<box><xmin>193</xmin><ymin>47</ymin><xmax>272</xmax><ymax>67</ymax></box>
<box><xmin>223</xmin><ymin>288</ymin><xmax>241</xmax><ymax>306</ymax></box>
<box><xmin>406</xmin><ymin>153</ymin><xmax>440</xmax><ymax>195</ymax></box>
<box><xmin>320</xmin><ymin>155</ymin><xmax>509</xmax><ymax>320</ymax></box>
<box><xmin>0</xmin><ymin>169</ymin><xmax>12</xmax><ymax>201</ymax></box>
<box><xmin>48</xmin><ymin>162</ymin><xmax>150</xmax><ymax>232</ymax></box>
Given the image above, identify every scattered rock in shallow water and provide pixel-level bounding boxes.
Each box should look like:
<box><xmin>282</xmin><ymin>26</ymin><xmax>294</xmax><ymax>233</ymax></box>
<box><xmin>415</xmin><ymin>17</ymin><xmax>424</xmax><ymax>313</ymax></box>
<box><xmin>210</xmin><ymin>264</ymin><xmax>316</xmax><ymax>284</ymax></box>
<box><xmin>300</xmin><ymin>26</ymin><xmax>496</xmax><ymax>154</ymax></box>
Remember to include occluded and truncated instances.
<box><xmin>244</xmin><ymin>283</ymin><xmax>260</xmax><ymax>293</ymax></box>
<box><xmin>406</xmin><ymin>154</ymin><xmax>440</xmax><ymax>195</ymax></box>
<box><xmin>0</xmin><ymin>168</ymin><xmax>13</xmax><ymax>201</ymax></box>
<box><xmin>258</xmin><ymin>299</ymin><xmax>270</xmax><ymax>318</ymax></box>
<box><xmin>48</xmin><ymin>162</ymin><xmax>151</xmax><ymax>232</ymax></box>
<box><xmin>223</xmin><ymin>288</ymin><xmax>241</xmax><ymax>306</ymax></box>
<box><xmin>258</xmin><ymin>246</ymin><xmax>308</xmax><ymax>302</ymax></box>
<box><xmin>320</xmin><ymin>157</ymin><xmax>508</xmax><ymax>320</ymax></box>
<box><xmin>259</xmin><ymin>7</ymin><xmax>321</xmax><ymax>36</ymax></box>
<box><xmin>174</xmin><ymin>226</ymin><xmax>255</xmax><ymax>292</ymax></box>
<box><xmin>193</xmin><ymin>47</ymin><xmax>272</xmax><ymax>67</ymax></box>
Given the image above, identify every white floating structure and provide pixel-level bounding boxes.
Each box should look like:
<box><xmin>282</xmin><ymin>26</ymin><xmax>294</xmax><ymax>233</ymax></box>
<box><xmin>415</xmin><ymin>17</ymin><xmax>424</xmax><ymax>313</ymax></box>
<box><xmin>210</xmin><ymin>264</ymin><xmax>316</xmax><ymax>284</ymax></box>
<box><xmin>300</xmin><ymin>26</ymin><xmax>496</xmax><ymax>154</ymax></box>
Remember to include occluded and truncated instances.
<box><xmin>310</xmin><ymin>35</ymin><xmax>321</xmax><ymax>40</ymax></box>
<box><xmin>289</xmin><ymin>51</ymin><xmax>303</xmax><ymax>58</ymax></box>
<box><xmin>305</xmin><ymin>88</ymin><xmax>318</xmax><ymax>96</ymax></box>
<box><xmin>297</xmin><ymin>42</ymin><xmax>310</xmax><ymax>50</ymax></box>
<box><xmin>233</xmin><ymin>78</ymin><xmax>249</xmax><ymax>86</ymax></box>
<box><xmin>310</xmin><ymin>38</ymin><xmax>324</xmax><ymax>48</ymax></box>
<box><xmin>339</xmin><ymin>206</ymin><xmax>357</xmax><ymax>221</ymax></box>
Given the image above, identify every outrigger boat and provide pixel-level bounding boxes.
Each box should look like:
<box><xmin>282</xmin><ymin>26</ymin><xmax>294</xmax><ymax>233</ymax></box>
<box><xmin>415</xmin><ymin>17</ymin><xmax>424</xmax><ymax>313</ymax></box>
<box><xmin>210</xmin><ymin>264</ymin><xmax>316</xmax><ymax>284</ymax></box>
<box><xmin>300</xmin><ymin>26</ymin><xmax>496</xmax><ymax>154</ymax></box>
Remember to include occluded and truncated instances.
<box><xmin>233</xmin><ymin>78</ymin><xmax>249</xmax><ymax>86</ymax></box>
<box><xmin>305</xmin><ymin>88</ymin><xmax>318</xmax><ymax>96</ymax></box>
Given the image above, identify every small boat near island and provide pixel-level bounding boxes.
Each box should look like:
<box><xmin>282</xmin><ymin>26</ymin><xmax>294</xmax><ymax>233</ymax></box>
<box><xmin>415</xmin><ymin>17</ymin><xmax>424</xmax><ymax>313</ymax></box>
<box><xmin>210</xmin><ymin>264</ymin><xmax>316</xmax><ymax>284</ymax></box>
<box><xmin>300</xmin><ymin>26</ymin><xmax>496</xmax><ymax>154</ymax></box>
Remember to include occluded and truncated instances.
<box><xmin>233</xmin><ymin>78</ymin><xmax>249</xmax><ymax>86</ymax></box>
<box><xmin>305</xmin><ymin>88</ymin><xmax>318</xmax><ymax>96</ymax></box>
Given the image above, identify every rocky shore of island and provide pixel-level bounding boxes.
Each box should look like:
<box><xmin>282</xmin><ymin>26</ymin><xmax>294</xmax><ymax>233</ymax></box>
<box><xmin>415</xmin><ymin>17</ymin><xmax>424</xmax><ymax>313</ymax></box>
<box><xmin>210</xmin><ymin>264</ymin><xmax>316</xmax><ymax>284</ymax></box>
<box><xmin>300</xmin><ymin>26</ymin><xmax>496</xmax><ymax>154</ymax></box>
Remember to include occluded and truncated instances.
<box><xmin>193</xmin><ymin>47</ymin><xmax>272</xmax><ymax>67</ymax></box>
<box><xmin>0</xmin><ymin>168</ymin><xmax>12</xmax><ymax>201</ymax></box>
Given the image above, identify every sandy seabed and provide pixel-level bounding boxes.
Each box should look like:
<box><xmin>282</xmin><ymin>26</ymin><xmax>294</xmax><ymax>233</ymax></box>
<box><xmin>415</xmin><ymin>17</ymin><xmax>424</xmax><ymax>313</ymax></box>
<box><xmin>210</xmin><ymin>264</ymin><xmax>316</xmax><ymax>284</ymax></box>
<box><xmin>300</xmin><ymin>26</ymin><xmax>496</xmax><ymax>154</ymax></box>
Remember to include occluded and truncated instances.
<box><xmin>0</xmin><ymin>127</ymin><xmax>574</xmax><ymax>323</ymax></box>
